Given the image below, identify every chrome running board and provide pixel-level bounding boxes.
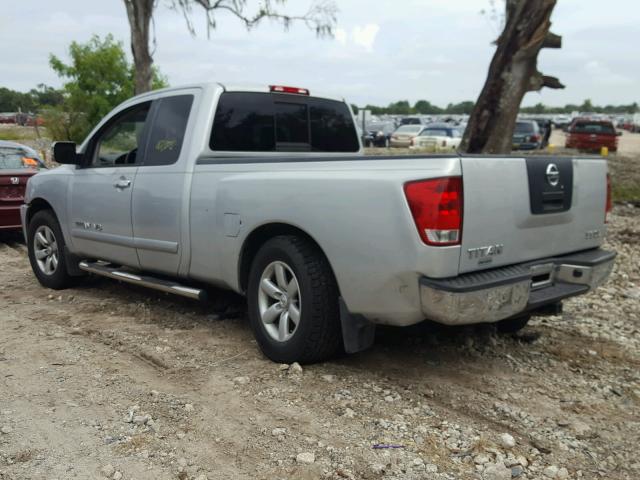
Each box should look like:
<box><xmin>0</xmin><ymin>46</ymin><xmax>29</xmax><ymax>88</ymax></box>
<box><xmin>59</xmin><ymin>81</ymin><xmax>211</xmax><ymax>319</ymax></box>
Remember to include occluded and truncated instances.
<box><xmin>79</xmin><ymin>261</ymin><xmax>206</xmax><ymax>301</ymax></box>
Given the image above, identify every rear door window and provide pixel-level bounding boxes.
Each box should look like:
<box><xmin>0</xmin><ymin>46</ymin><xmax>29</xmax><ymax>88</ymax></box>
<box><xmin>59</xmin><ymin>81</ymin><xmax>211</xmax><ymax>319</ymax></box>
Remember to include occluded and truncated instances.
<box><xmin>210</xmin><ymin>92</ymin><xmax>358</xmax><ymax>153</ymax></box>
<box><xmin>145</xmin><ymin>94</ymin><xmax>194</xmax><ymax>166</ymax></box>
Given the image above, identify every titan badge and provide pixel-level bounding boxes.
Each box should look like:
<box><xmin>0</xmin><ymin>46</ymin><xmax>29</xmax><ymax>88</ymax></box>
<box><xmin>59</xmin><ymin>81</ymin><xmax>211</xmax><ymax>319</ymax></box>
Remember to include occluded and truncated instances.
<box><xmin>75</xmin><ymin>221</ymin><xmax>103</xmax><ymax>232</ymax></box>
<box><xmin>468</xmin><ymin>244</ymin><xmax>504</xmax><ymax>265</ymax></box>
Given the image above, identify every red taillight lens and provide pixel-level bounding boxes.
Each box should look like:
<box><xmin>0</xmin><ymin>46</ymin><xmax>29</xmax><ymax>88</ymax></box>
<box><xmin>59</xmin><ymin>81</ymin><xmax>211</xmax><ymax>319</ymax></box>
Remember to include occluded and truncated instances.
<box><xmin>605</xmin><ymin>173</ymin><xmax>612</xmax><ymax>222</ymax></box>
<box><xmin>269</xmin><ymin>85</ymin><xmax>310</xmax><ymax>95</ymax></box>
<box><xmin>404</xmin><ymin>177</ymin><xmax>463</xmax><ymax>246</ymax></box>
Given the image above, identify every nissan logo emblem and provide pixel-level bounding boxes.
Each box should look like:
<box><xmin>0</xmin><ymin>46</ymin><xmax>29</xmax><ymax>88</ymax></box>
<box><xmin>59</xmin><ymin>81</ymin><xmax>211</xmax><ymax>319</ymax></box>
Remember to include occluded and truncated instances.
<box><xmin>10</xmin><ymin>177</ymin><xmax>20</xmax><ymax>185</ymax></box>
<box><xmin>546</xmin><ymin>163</ymin><xmax>560</xmax><ymax>187</ymax></box>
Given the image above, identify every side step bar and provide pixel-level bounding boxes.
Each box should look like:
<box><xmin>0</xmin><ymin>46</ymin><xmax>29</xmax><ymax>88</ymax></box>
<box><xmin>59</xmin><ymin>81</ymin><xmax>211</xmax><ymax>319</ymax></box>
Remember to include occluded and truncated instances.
<box><xmin>79</xmin><ymin>261</ymin><xmax>206</xmax><ymax>301</ymax></box>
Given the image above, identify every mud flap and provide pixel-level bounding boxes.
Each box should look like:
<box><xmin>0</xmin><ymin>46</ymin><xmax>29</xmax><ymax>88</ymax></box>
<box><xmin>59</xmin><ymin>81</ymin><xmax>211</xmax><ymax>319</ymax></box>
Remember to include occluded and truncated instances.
<box><xmin>339</xmin><ymin>298</ymin><xmax>376</xmax><ymax>354</ymax></box>
<box><xmin>64</xmin><ymin>247</ymin><xmax>86</xmax><ymax>277</ymax></box>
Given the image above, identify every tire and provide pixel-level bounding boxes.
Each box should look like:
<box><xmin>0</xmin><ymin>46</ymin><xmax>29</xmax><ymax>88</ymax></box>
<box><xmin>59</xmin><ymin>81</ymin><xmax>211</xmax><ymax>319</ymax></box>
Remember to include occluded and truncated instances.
<box><xmin>496</xmin><ymin>315</ymin><xmax>531</xmax><ymax>334</ymax></box>
<box><xmin>247</xmin><ymin>235</ymin><xmax>342</xmax><ymax>364</ymax></box>
<box><xmin>27</xmin><ymin>209</ymin><xmax>75</xmax><ymax>290</ymax></box>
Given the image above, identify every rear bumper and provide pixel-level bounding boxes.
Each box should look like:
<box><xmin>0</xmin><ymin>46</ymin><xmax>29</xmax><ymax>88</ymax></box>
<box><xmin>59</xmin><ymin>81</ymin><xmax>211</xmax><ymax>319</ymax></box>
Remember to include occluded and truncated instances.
<box><xmin>419</xmin><ymin>248</ymin><xmax>615</xmax><ymax>326</ymax></box>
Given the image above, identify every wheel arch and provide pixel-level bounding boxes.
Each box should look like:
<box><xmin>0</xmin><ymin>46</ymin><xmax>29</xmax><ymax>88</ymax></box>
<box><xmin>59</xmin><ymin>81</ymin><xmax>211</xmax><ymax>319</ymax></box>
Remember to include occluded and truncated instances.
<box><xmin>237</xmin><ymin>222</ymin><xmax>338</xmax><ymax>294</ymax></box>
<box><xmin>26</xmin><ymin>197</ymin><xmax>57</xmax><ymax>225</ymax></box>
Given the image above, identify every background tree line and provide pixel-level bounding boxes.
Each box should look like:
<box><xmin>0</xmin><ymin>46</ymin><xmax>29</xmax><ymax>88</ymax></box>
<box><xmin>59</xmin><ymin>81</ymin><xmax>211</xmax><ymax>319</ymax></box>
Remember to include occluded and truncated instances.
<box><xmin>353</xmin><ymin>99</ymin><xmax>639</xmax><ymax>116</ymax></box>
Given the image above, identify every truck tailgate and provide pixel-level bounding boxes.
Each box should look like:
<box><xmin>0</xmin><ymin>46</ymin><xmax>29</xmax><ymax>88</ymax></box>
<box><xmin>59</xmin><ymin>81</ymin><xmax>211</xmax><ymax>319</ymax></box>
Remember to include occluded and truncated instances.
<box><xmin>459</xmin><ymin>156</ymin><xmax>608</xmax><ymax>274</ymax></box>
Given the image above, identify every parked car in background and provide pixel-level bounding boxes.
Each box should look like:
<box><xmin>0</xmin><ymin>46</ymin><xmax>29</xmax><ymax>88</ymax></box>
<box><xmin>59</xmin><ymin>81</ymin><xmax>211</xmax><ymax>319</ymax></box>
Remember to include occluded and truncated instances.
<box><xmin>0</xmin><ymin>141</ymin><xmax>46</xmax><ymax>231</ymax></box>
<box><xmin>512</xmin><ymin>121</ymin><xmax>543</xmax><ymax>150</ymax></box>
<box><xmin>363</xmin><ymin>122</ymin><xmax>396</xmax><ymax>147</ymax></box>
<box><xmin>565</xmin><ymin>119</ymin><xmax>619</xmax><ymax>152</ymax></box>
<box><xmin>410</xmin><ymin>125</ymin><xmax>462</xmax><ymax>152</ymax></box>
<box><xmin>390</xmin><ymin>125</ymin><xmax>425</xmax><ymax>148</ymax></box>
<box><xmin>552</xmin><ymin>115</ymin><xmax>571</xmax><ymax>130</ymax></box>
<box><xmin>399</xmin><ymin>117</ymin><xmax>425</xmax><ymax>126</ymax></box>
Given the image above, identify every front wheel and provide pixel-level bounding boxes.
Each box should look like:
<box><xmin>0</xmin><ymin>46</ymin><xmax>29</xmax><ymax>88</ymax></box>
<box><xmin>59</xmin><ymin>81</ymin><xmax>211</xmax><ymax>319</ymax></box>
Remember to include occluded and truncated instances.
<box><xmin>247</xmin><ymin>235</ymin><xmax>342</xmax><ymax>364</ymax></box>
<box><xmin>27</xmin><ymin>210</ymin><xmax>75</xmax><ymax>290</ymax></box>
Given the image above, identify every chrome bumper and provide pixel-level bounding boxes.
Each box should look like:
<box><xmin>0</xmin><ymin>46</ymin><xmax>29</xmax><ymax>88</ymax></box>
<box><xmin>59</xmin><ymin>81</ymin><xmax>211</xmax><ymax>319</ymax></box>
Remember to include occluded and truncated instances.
<box><xmin>420</xmin><ymin>249</ymin><xmax>616</xmax><ymax>326</ymax></box>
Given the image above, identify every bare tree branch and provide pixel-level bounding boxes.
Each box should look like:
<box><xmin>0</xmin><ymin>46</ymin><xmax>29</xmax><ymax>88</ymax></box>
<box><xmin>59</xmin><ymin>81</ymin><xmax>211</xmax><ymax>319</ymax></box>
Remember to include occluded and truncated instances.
<box><xmin>171</xmin><ymin>0</ymin><xmax>337</xmax><ymax>38</ymax></box>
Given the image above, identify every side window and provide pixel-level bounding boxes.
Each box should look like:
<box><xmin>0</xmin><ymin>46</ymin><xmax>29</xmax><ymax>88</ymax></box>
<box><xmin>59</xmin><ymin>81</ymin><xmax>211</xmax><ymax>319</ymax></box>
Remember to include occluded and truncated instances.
<box><xmin>92</xmin><ymin>103</ymin><xmax>151</xmax><ymax>167</ymax></box>
<box><xmin>145</xmin><ymin>95</ymin><xmax>194</xmax><ymax>166</ymax></box>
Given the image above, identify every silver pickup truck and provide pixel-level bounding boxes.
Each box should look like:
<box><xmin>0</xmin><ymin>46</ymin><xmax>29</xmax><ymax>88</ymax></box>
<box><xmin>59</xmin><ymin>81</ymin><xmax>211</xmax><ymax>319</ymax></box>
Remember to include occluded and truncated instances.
<box><xmin>21</xmin><ymin>83</ymin><xmax>616</xmax><ymax>363</ymax></box>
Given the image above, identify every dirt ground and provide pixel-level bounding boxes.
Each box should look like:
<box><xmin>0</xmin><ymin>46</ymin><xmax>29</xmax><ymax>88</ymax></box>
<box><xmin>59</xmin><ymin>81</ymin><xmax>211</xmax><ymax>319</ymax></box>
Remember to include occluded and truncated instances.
<box><xmin>2</xmin><ymin>125</ymin><xmax>640</xmax><ymax>479</ymax></box>
<box><xmin>1</xmin><ymin>205</ymin><xmax>639</xmax><ymax>480</ymax></box>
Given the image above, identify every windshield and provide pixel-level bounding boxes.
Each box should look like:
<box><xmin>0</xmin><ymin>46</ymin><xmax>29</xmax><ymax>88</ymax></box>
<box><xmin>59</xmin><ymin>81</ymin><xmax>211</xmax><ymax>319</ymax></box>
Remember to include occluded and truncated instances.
<box><xmin>0</xmin><ymin>147</ymin><xmax>43</xmax><ymax>170</ymax></box>
<box><xmin>572</xmin><ymin>122</ymin><xmax>615</xmax><ymax>134</ymax></box>
<box><xmin>396</xmin><ymin>125</ymin><xmax>423</xmax><ymax>134</ymax></box>
<box><xmin>514</xmin><ymin>122</ymin><xmax>535</xmax><ymax>134</ymax></box>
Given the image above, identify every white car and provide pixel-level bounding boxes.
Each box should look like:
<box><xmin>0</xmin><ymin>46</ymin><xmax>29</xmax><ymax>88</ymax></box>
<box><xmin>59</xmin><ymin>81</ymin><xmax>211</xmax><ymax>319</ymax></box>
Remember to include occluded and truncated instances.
<box><xmin>410</xmin><ymin>125</ymin><xmax>463</xmax><ymax>152</ymax></box>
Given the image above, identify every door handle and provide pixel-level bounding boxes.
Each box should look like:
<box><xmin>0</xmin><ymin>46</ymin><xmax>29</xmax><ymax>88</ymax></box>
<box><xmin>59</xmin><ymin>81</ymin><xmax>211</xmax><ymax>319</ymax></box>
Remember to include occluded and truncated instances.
<box><xmin>114</xmin><ymin>177</ymin><xmax>132</xmax><ymax>190</ymax></box>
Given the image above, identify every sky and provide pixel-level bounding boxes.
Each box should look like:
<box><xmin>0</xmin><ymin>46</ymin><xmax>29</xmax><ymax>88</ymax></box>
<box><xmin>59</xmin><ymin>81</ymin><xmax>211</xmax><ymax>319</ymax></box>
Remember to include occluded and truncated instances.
<box><xmin>1</xmin><ymin>0</ymin><xmax>638</xmax><ymax>108</ymax></box>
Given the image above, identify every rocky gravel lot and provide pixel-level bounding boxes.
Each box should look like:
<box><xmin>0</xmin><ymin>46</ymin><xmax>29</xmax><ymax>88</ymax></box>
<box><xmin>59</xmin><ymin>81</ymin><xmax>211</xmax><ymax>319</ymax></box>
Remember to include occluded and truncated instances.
<box><xmin>1</xmin><ymin>122</ymin><xmax>640</xmax><ymax>479</ymax></box>
<box><xmin>1</xmin><ymin>206</ymin><xmax>639</xmax><ymax>480</ymax></box>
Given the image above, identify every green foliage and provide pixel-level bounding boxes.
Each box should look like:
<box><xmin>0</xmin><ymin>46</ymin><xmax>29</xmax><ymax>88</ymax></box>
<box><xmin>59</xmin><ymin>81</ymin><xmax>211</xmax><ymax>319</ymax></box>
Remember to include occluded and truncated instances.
<box><xmin>47</xmin><ymin>34</ymin><xmax>167</xmax><ymax>142</ymax></box>
<box><xmin>0</xmin><ymin>84</ymin><xmax>64</xmax><ymax>112</ymax></box>
<box><xmin>360</xmin><ymin>99</ymin><xmax>638</xmax><ymax>116</ymax></box>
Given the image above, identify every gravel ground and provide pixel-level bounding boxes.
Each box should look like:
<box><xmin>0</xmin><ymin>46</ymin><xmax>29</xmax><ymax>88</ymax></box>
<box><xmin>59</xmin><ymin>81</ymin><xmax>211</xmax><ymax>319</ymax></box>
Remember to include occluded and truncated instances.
<box><xmin>0</xmin><ymin>206</ymin><xmax>638</xmax><ymax>480</ymax></box>
<box><xmin>1</xmin><ymin>124</ymin><xmax>639</xmax><ymax>479</ymax></box>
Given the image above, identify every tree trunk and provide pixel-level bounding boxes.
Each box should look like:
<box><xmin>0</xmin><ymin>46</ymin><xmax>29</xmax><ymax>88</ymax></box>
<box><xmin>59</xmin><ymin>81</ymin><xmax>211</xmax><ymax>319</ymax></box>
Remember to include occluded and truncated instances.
<box><xmin>124</xmin><ymin>0</ymin><xmax>155</xmax><ymax>94</ymax></box>
<box><xmin>460</xmin><ymin>0</ymin><xmax>564</xmax><ymax>154</ymax></box>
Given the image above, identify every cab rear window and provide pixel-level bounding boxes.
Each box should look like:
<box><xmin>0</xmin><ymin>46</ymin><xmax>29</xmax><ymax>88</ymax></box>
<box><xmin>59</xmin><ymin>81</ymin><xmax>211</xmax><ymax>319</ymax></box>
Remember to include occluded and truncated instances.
<box><xmin>210</xmin><ymin>92</ymin><xmax>359</xmax><ymax>152</ymax></box>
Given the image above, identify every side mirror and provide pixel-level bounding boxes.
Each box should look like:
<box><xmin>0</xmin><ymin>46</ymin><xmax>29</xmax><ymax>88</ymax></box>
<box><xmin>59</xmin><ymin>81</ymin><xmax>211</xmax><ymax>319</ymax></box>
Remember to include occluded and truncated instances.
<box><xmin>52</xmin><ymin>141</ymin><xmax>80</xmax><ymax>165</ymax></box>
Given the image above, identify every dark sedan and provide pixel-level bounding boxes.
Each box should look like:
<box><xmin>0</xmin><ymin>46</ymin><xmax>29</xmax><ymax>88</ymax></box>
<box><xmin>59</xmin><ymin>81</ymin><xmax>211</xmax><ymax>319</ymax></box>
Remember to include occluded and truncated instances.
<box><xmin>512</xmin><ymin>121</ymin><xmax>543</xmax><ymax>150</ymax></box>
<box><xmin>363</xmin><ymin>122</ymin><xmax>396</xmax><ymax>147</ymax></box>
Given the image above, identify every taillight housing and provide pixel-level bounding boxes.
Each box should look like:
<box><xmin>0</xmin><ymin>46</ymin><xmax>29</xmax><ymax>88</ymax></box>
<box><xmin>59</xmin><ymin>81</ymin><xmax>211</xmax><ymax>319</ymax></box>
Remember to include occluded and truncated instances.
<box><xmin>605</xmin><ymin>173</ymin><xmax>612</xmax><ymax>222</ymax></box>
<box><xmin>404</xmin><ymin>177</ymin><xmax>463</xmax><ymax>246</ymax></box>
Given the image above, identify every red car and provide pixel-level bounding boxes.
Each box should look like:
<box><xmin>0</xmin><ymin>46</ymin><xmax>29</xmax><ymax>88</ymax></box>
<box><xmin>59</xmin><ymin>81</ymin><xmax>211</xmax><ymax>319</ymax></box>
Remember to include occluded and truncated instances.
<box><xmin>0</xmin><ymin>141</ymin><xmax>46</xmax><ymax>231</ymax></box>
<box><xmin>565</xmin><ymin>119</ymin><xmax>619</xmax><ymax>152</ymax></box>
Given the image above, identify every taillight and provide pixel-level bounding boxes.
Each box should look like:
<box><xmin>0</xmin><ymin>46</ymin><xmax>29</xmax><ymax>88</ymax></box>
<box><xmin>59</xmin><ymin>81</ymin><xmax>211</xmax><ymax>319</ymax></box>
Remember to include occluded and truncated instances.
<box><xmin>530</xmin><ymin>134</ymin><xmax>541</xmax><ymax>142</ymax></box>
<box><xmin>404</xmin><ymin>177</ymin><xmax>463</xmax><ymax>246</ymax></box>
<box><xmin>269</xmin><ymin>85</ymin><xmax>310</xmax><ymax>95</ymax></box>
<box><xmin>605</xmin><ymin>173</ymin><xmax>612</xmax><ymax>222</ymax></box>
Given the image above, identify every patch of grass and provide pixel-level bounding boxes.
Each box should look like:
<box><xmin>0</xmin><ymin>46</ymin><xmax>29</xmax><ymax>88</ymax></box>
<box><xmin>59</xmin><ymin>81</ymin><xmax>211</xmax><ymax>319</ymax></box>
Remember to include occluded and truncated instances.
<box><xmin>608</xmin><ymin>155</ymin><xmax>640</xmax><ymax>204</ymax></box>
<box><xmin>0</xmin><ymin>125</ymin><xmax>46</xmax><ymax>142</ymax></box>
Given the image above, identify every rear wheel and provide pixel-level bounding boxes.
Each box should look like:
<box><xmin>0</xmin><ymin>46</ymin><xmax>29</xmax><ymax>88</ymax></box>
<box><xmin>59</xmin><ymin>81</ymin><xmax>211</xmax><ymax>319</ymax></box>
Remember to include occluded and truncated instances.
<box><xmin>27</xmin><ymin>210</ymin><xmax>75</xmax><ymax>290</ymax></box>
<box><xmin>247</xmin><ymin>235</ymin><xmax>342</xmax><ymax>364</ymax></box>
<box><xmin>496</xmin><ymin>314</ymin><xmax>531</xmax><ymax>334</ymax></box>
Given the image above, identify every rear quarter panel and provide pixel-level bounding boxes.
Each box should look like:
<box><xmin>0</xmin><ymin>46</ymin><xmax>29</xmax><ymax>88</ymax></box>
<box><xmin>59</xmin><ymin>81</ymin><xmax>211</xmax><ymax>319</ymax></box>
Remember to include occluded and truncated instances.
<box><xmin>189</xmin><ymin>157</ymin><xmax>462</xmax><ymax>325</ymax></box>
